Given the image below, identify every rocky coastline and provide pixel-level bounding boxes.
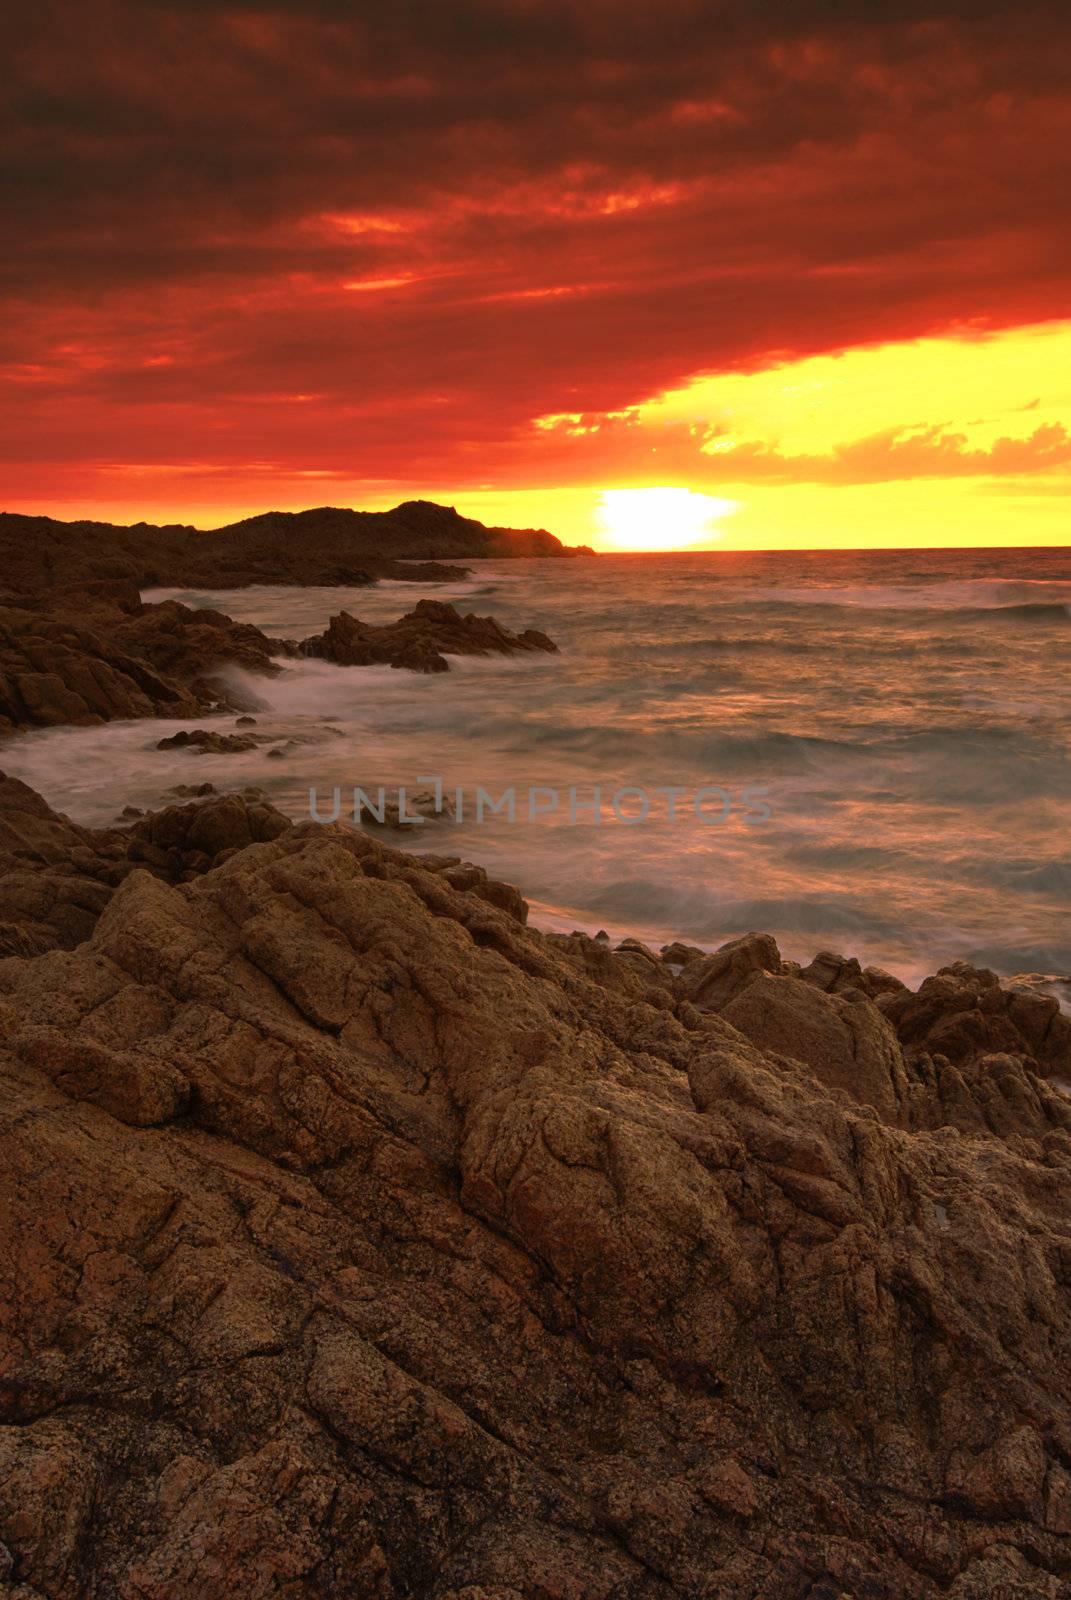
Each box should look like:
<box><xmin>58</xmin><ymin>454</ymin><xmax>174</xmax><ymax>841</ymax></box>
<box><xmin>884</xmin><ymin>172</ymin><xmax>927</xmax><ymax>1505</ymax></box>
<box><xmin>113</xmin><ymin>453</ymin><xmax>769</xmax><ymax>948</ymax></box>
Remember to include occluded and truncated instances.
<box><xmin>0</xmin><ymin>506</ymin><xmax>1070</xmax><ymax>1597</ymax></box>
<box><xmin>0</xmin><ymin>499</ymin><xmax>594</xmax><ymax>599</ymax></box>
<box><xmin>0</xmin><ymin>764</ymin><xmax>1070</xmax><ymax>1596</ymax></box>
<box><xmin>0</xmin><ymin>498</ymin><xmax>582</xmax><ymax>730</ymax></box>
<box><xmin>0</xmin><ymin>590</ymin><xmax>560</xmax><ymax>733</ymax></box>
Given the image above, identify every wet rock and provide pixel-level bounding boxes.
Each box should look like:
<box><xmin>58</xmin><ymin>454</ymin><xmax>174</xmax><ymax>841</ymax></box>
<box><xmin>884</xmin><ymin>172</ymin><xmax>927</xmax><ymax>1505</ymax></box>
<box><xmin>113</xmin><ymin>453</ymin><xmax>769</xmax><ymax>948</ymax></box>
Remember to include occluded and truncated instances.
<box><xmin>0</xmin><ymin>605</ymin><xmax>199</xmax><ymax>731</ymax></box>
<box><xmin>110</xmin><ymin>599</ymin><xmax>284</xmax><ymax>683</ymax></box>
<box><xmin>0</xmin><ymin>594</ymin><xmax>290</xmax><ymax>736</ymax></box>
<box><xmin>156</xmin><ymin>729</ymin><xmax>259</xmax><ymax>754</ymax></box>
<box><xmin>299</xmin><ymin>600</ymin><xmax>558</xmax><ymax>674</ymax></box>
<box><xmin>355</xmin><ymin>786</ymin><xmax>456</xmax><ymax>830</ymax></box>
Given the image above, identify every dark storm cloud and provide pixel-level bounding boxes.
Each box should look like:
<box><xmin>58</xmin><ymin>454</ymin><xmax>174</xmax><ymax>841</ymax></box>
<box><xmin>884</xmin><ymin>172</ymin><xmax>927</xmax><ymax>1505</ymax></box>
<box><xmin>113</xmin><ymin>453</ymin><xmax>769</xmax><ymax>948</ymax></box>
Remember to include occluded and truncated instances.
<box><xmin>2</xmin><ymin>0</ymin><xmax>1069</xmax><ymax>486</ymax></box>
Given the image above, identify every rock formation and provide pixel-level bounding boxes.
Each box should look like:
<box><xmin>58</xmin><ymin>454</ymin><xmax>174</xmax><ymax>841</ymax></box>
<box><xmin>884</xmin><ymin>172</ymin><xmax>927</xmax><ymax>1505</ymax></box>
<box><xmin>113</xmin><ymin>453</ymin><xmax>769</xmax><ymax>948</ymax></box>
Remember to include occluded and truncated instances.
<box><xmin>0</xmin><ymin>499</ymin><xmax>593</xmax><ymax>598</ymax></box>
<box><xmin>0</xmin><ymin>773</ymin><xmax>290</xmax><ymax>955</ymax></box>
<box><xmin>156</xmin><ymin>729</ymin><xmax>260</xmax><ymax>755</ymax></box>
<box><xmin>0</xmin><ymin>777</ymin><xmax>1069</xmax><ymax>1597</ymax></box>
<box><xmin>0</xmin><ymin>587</ymin><xmax>559</xmax><ymax>736</ymax></box>
<box><xmin>0</xmin><ymin>604</ymin><xmax>202</xmax><ymax>732</ymax></box>
<box><xmin>299</xmin><ymin>600</ymin><xmax>560</xmax><ymax>674</ymax></box>
<box><xmin>110</xmin><ymin>599</ymin><xmax>285</xmax><ymax>687</ymax></box>
<box><xmin>0</xmin><ymin>594</ymin><xmax>287</xmax><ymax>733</ymax></box>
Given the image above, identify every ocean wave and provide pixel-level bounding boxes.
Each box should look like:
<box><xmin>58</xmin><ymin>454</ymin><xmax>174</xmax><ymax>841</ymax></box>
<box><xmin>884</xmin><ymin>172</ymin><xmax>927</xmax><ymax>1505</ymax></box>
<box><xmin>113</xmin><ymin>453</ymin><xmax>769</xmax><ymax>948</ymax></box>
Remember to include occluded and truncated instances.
<box><xmin>741</xmin><ymin>577</ymin><xmax>1071</xmax><ymax>612</ymax></box>
<box><xmin>978</xmin><ymin>601</ymin><xmax>1071</xmax><ymax>621</ymax></box>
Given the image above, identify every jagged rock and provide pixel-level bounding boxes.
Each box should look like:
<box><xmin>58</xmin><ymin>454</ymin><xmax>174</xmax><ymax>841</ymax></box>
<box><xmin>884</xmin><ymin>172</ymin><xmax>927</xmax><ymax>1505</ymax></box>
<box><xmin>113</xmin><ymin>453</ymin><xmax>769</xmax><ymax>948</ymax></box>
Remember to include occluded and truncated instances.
<box><xmin>0</xmin><ymin>790</ymin><xmax>1069</xmax><ymax>1596</ymax></box>
<box><xmin>660</xmin><ymin>940</ymin><xmax>705</xmax><ymax>968</ymax></box>
<box><xmin>677</xmin><ymin>930</ymin><xmax>784</xmax><ymax>1009</ymax></box>
<box><xmin>0</xmin><ymin>772</ymin><xmax>128</xmax><ymax>953</ymax></box>
<box><xmin>0</xmin><ymin>594</ymin><xmax>290</xmax><ymax>735</ymax></box>
<box><xmin>880</xmin><ymin>959</ymin><xmax>1071</xmax><ymax>1070</ymax></box>
<box><xmin>0</xmin><ymin>605</ymin><xmax>200</xmax><ymax>731</ymax></box>
<box><xmin>110</xmin><ymin>599</ymin><xmax>284</xmax><ymax>683</ymax></box>
<box><xmin>439</xmin><ymin>861</ymin><xmax>527</xmax><ymax>923</ymax></box>
<box><xmin>615</xmin><ymin>936</ymin><xmax>660</xmax><ymax>966</ymax></box>
<box><xmin>354</xmin><ymin>787</ymin><xmax>457</xmax><ymax>831</ymax></box>
<box><xmin>12</xmin><ymin>1026</ymin><xmax>190</xmax><ymax>1126</ymax></box>
<box><xmin>719</xmin><ymin>970</ymin><xmax>910</xmax><ymax>1118</ymax></box>
<box><xmin>124</xmin><ymin>793</ymin><xmax>292</xmax><ymax>879</ymax></box>
<box><xmin>0</xmin><ymin>774</ymin><xmax>291</xmax><ymax>950</ymax></box>
<box><xmin>799</xmin><ymin>948</ymin><xmax>909</xmax><ymax>999</ymax></box>
<box><xmin>613</xmin><ymin>937</ymin><xmax>675</xmax><ymax>991</ymax></box>
<box><xmin>299</xmin><ymin>600</ymin><xmax>558</xmax><ymax>674</ymax></box>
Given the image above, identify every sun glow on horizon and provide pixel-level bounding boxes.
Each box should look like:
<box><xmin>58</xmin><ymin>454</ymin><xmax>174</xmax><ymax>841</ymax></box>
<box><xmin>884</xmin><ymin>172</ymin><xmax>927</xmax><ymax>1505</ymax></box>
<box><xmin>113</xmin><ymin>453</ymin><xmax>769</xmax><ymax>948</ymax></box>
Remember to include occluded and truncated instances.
<box><xmin>595</xmin><ymin>487</ymin><xmax>739</xmax><ymax>551</ymax></box>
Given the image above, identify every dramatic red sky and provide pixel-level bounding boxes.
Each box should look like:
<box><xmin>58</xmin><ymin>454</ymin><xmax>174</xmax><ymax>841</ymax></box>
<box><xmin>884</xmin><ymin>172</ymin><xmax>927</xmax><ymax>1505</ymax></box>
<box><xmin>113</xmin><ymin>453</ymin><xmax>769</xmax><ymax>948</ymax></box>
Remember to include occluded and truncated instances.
<box><xmin>4</xmin><ymin>0</ymin><xmax>1070</xmax><ymax>548</ymax></box>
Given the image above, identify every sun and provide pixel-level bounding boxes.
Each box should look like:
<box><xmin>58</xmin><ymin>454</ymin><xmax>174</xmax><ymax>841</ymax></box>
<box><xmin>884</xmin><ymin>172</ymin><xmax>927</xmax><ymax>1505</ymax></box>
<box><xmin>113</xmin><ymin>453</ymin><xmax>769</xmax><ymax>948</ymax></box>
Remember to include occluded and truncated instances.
<box><xmin>594</xmin><ymin>487</ymin><xmax>739</xmax><ymax>552</ymax></box>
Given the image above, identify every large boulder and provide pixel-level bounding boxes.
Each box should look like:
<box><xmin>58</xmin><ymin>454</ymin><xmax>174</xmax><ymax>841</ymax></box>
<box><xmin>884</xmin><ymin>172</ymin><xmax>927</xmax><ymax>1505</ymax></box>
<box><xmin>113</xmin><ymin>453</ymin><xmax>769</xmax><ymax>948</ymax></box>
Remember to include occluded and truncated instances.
<box><xmin>718</xmin><ymin>970</ymin><xmax>910</xmax><ymax>1119</ymax></box>
<box><xmin>676</xmin><ymin>931</ymin><xmax>784</xmax><ymax>1009</ymax></box>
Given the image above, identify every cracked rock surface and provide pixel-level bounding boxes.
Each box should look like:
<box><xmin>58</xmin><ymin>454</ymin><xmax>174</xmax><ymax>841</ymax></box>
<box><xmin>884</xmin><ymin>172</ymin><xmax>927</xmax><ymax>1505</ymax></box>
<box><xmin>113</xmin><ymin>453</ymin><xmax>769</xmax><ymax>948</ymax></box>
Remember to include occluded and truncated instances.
<box><xmin>0</xmin><ymin>785</ymin><xmax>1069</xmax><ymax>1597</ymax></box>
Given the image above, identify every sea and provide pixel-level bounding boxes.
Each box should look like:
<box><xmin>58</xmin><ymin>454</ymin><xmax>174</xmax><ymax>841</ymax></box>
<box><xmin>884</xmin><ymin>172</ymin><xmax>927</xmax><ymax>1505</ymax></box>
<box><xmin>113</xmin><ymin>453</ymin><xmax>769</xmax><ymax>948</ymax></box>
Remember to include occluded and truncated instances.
<box><xmin>5</xmin><ymin>546</ymin><xmax>1070</xmax><ymax>986</ymax></box>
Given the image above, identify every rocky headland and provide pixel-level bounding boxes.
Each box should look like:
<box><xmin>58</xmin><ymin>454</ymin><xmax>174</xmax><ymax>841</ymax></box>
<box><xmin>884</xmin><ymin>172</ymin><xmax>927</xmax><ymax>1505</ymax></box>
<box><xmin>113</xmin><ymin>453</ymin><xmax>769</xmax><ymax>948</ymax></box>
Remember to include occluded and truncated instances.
<box><xmin>0</xmin><ymin>500</ymin><xmax>594</xmax><ymax>600</ymax></box>
<box><xmin>0</xmin><ymin>772</ymin><xmax>1069</xmax><ymax>1597</ymax></box>
<box><xmin>0</xmin><ymin>498</ymin><xmax>576</xmax><ymax>735</ymax></box>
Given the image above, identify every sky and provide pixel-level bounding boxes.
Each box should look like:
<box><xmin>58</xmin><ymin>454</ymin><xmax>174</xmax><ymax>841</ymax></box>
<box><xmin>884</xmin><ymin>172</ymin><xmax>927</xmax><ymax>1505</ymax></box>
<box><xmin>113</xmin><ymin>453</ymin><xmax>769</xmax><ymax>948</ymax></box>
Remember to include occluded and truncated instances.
<box><xmin>3</xmin><ymin>0</ymin><xmax>1070</xmax><ymax>550</ymax></box>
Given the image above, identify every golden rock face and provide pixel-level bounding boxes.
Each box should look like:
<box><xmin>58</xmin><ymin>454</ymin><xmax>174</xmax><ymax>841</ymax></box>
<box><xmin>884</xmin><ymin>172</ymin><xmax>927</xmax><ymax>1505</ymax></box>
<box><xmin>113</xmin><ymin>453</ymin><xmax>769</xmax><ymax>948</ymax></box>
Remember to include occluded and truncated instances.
<box><xmin>0</xmin><ymin>783</ymin><xmax>1068</xmax><ymax>1597</ymax></box>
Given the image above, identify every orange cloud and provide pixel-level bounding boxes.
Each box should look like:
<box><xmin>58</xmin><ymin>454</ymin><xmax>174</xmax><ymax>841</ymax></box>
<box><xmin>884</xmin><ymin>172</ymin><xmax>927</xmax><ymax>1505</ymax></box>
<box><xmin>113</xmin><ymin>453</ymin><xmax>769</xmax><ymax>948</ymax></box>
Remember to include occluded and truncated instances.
<box><xmin>3</xmin><ymin>1</ymin><xmax>1071</xmax><ymax>544</ymax></box>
